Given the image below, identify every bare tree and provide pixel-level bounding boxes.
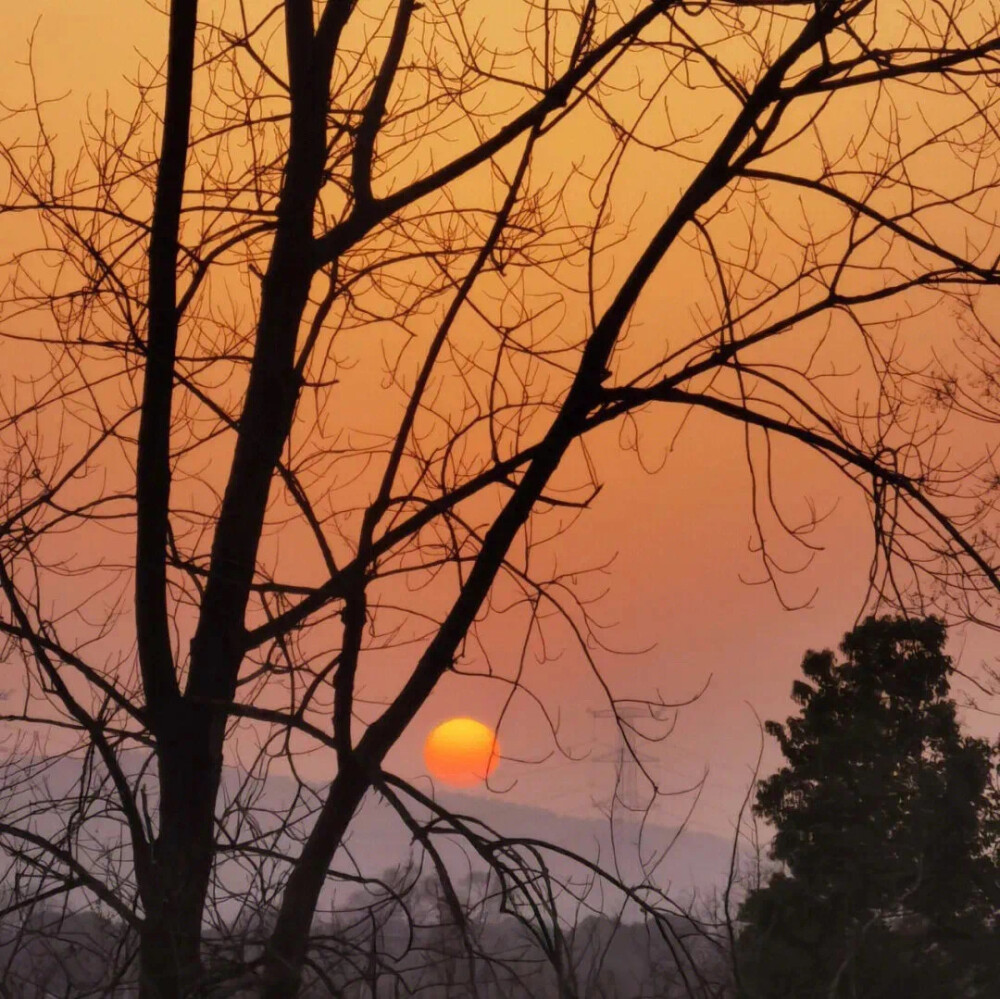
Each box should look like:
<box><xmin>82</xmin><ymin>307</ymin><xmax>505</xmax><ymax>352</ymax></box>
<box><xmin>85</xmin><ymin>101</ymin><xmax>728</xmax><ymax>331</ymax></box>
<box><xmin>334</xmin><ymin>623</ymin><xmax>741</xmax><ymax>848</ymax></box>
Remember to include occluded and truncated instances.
<box><xmin>1</xmin><ymin>0</ymin><xmax>1000</xmax><ymax>995</ymax></box>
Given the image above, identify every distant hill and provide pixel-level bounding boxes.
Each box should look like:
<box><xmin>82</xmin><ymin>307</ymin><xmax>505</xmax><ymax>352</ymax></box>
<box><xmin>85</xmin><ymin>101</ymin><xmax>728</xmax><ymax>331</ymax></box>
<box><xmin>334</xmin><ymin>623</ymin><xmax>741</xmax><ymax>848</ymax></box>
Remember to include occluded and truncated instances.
<box><xmin>3</xmin><ymin>754</ymin><xmax>738</xmax><ymax>918</ymax></box>
<box><xmin>336</xmin><ymin>783</ymin><xmax>736</xmax><ymax>903</ymax></box>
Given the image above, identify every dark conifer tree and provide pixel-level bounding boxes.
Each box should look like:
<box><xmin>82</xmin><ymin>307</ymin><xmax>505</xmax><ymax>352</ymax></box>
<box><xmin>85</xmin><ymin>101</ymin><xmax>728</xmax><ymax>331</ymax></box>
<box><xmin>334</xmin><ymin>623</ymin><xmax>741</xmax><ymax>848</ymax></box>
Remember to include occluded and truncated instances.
<box><xmin>737</xmin><ymin>616</ymin><xmax>1000</xmax><ymax>999</ymax></box>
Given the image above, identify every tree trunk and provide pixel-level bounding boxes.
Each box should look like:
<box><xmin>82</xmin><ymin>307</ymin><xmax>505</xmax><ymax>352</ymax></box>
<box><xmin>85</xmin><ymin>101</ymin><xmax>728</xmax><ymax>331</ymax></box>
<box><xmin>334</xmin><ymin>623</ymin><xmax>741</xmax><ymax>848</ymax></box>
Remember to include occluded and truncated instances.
<box><xmin>138</xmin><ymin>909</ymin><xmax>203</xmax><ymax>999</ymax></box>
<box><xmin>138</xmin><ymin>709</ymin><xmax>223</xmax><ymax>998</ymax></box>
<box><xmin>260</xmin><ymin>763</ymin><xmax>370</xmax><ymax>998</ymax></box>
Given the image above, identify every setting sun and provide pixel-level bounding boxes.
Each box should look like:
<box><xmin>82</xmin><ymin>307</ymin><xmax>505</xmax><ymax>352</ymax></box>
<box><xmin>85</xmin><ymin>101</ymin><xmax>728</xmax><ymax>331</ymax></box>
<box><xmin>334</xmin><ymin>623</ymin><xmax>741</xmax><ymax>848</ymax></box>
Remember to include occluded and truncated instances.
<box><xmin>423</xmin><ymin>718</ymin><xmax>500</xmax><ymax>787</ymax></box>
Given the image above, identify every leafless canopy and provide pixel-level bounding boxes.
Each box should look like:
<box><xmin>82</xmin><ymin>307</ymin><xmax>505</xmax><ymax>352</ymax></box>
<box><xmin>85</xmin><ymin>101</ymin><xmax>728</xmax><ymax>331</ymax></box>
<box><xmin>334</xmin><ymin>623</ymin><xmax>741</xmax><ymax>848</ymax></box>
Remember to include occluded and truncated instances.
<box><xmin>1</xmin><ymin>0</ymin><xmax>999</xmax><ymax>995</ymax></box>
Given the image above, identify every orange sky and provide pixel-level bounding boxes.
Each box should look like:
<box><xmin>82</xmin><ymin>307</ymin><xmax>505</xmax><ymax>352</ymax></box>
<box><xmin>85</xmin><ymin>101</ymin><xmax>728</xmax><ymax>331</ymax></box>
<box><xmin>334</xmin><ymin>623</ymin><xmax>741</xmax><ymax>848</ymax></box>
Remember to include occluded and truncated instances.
<box><xmin>2</xmin><ymin>0</ymin><xmax>998</xmax><ymax>838</ymax></box>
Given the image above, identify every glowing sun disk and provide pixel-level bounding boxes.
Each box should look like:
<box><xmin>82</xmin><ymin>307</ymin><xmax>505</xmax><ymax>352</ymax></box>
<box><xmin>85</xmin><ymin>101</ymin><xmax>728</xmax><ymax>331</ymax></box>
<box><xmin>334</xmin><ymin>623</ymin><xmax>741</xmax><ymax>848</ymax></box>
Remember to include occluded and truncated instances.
<box><xmin>423</xmin><ymin>718</ymin><xmax>500</xmax><ymax>787</ymax></box>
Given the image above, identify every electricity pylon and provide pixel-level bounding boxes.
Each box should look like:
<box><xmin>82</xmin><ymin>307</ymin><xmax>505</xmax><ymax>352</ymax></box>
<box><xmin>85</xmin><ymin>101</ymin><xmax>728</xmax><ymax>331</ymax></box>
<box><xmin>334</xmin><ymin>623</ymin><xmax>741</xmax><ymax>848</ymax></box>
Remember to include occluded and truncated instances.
<box><xmin>589</xmin><ymin>706</ymin><xmax>654</xmax><ymax>812</ymax></box>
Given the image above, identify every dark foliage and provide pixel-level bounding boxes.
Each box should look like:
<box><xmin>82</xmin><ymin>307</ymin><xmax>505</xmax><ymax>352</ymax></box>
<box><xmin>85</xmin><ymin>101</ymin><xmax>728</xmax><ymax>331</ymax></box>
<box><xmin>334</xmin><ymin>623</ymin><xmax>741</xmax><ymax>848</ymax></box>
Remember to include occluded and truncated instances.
<box><xmin>736</xmin><ymin>616</ymin><xmax>1000</xmax><ymax>998</ymax></box>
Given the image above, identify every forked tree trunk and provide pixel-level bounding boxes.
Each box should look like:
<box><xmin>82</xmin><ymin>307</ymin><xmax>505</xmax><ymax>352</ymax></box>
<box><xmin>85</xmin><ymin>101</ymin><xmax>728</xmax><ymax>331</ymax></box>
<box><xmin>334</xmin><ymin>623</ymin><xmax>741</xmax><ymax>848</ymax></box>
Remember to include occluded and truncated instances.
<box><xmin>133</xmin><ymin>3</ymin><xmax>342</xmax><ymax>989</ymax></box>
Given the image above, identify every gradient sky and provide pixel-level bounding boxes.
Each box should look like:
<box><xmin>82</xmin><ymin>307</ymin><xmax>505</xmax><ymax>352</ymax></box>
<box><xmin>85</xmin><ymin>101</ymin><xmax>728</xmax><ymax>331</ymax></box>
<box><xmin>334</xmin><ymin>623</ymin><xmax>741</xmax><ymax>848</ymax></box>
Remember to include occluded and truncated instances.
<box><xmin>3</xmin><ymin>0</ymin><xmax>998</xmax><ymax>840</ymax></box>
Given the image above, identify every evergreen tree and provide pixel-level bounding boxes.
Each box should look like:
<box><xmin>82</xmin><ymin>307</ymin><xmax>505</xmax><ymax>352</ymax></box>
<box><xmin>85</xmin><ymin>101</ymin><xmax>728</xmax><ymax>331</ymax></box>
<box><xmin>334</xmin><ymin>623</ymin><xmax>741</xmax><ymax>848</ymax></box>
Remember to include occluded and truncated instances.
<box><xmin>736</xmin><ymin>616</ymin><xmax>1000</xmax><ymax>998</ymax></box>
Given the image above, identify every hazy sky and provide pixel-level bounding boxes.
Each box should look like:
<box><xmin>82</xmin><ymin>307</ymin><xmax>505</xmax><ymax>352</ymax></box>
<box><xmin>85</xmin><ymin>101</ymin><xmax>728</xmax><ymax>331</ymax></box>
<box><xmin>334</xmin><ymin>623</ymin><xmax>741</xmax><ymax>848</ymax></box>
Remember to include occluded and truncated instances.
<box><xmin>3</xmin><ymin>0</ymin><xmax>997</xmax><ymax>840</ymax></box>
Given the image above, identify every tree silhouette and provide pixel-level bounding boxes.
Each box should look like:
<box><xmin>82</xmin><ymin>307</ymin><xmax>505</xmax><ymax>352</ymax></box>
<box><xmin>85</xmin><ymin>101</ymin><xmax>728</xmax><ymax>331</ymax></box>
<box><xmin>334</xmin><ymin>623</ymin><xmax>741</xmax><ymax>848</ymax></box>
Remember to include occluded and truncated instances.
<box><xmin>737</xmin><ymin>616</ymin><xmax>1000</xmax><ymax>998</ymax></box>
<box><xmin>2</xmin><ymin>1</ymin><xmax>1000</xmax><ymax>996</ymax></box>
